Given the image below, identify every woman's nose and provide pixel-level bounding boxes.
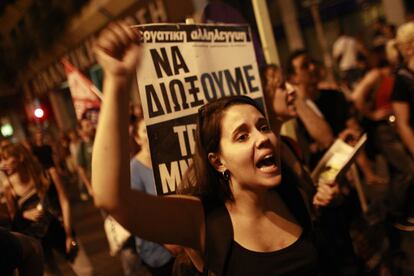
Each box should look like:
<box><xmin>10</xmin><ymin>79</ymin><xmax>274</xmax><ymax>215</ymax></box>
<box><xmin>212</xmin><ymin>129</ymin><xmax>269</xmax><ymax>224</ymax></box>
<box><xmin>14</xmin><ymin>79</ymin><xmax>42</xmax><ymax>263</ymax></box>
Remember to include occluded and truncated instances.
<box><xmin>255</xmin><ymin>130</ymin><xmax>271</xmax><ymax>148</ymax></box>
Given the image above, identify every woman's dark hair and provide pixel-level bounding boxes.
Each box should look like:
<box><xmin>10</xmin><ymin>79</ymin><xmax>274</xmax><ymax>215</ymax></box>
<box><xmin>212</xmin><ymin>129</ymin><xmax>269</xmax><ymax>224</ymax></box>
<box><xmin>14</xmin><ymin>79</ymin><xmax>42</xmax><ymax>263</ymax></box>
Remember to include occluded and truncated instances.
<box><xmin>1</xmin><ymin>143</ymin><xmax>50</xmax><ymax>217</ymax></box>
<box><xmin>285</xmin><ymin>49</ymin><xmax>308</xmax><ymax>77</ymax></box>
<box><xmin>259</xmin><ymin>64</ymin><xmax>283</xmax><ymax>128</ymax></box>
<box><xmin>181</xmin><ymin>96</ymin><xmax>265</xmax><ymax>204</ymax></box>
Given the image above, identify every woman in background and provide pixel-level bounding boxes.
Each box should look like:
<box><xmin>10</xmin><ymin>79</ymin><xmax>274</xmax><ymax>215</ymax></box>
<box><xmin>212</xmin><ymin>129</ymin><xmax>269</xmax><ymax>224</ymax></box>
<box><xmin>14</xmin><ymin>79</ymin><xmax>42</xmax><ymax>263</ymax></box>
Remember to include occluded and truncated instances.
<box><xmin>0</xmin><ymin>143</ymin><xmax>94</xmax><ymax>275</ymax></box>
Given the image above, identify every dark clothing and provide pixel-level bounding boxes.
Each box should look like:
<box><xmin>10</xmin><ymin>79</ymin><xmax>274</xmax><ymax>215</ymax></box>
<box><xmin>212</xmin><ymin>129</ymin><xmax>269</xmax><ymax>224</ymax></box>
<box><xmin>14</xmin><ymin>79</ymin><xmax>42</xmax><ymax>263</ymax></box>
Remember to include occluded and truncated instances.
<box><xmin>296</xmin><ymin>89</ymin><xmax>351</xmax><ymax>169</ymax></box>
<box><xmin>0</xmin><ymin>227</ymin><xmax>23</xmax><ymax>275</ymax></box>
<box><xmin>391</xmin><ymin>66</ymin><xmax>414</xmax><ymax>127</ymax></box>
<box><xmin>314</xmin><ymin>89</ymin><xmax>351</xmax><ymax>136</ymax></box>
<box><xmin>201</xmin><ymin>165</ymin><xmax>320</xmax><ymax>276</ymax></box>
<box><xmin>8</xmin><ymin>185</ymin><xmax>76</xmax><ymax>261</ymax></box>
<box><xmin>10</xmin><ymin>188</ymin><xmax>51</xmax><ymax>239</ymax></box>
<box><xmin>145</xmin><ymin>257</ymin><xmax>175</xmax><ymax>276</ymax></box>
<box><xmin>42</xmin><ymin>217</ymin><xmax>77</xmax><ymax>263</ymax></box>
<box><xmin>32</xmin><ymin>145</ymin><xmax>54</xmax><ymax>170</ymax></box>
<box><xmin>77</xmin><ymin>140</ymin><xmax>93</xmax><ymax>180</ymax></box>
<box><xmin>281</xmin><ymin>140</ymin><xmax>359</xmax><ymax>275</ymax></box>
<box><xmin>225</xmin><ymin>231</ymin><xmax>319</xmax><ymax>276</ymax></box>
<box><xmin>372</xmin><ymin>123</ymin><xmax>414</xmax><ymax>218</ymax></box>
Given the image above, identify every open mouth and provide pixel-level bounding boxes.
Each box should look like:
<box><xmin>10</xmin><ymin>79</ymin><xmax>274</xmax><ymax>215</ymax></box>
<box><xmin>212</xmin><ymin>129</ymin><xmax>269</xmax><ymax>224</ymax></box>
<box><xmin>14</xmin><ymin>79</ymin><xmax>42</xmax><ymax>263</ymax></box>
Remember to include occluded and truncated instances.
<box><xmin>1</xmin><ymin>167</ymin><xmax>13</xmax><ymax>175</ymax></box>
<box><xmin>256</xmin><ymin>154</ymin><xmax>278</xmax><ymax>173</ymax></box>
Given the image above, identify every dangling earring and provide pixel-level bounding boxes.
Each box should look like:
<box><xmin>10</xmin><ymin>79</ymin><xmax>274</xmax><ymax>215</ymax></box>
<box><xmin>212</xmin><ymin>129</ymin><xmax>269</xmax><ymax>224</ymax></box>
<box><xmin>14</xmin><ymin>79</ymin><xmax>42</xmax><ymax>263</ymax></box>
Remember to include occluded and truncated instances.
<box><xmin>222</xmin><ymin>170</ymin><xmax>230</xmax><ymax>181</ymax></box>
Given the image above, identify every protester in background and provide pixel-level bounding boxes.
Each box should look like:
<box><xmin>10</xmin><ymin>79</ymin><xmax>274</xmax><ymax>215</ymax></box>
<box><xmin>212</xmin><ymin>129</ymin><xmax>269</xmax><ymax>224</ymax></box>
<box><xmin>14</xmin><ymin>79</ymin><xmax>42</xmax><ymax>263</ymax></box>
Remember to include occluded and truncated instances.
<box><xmin>56</xmin><ymin>132</ymin><xmax>72</xmax><ymax>176</ymax></box>
<box><xmin>128</xmin><ymin>116</ymin><xmax>175</xmax><ymax>275</ymax></box>
<box><xmin>128</xmin><ymin>114</ymin><xmax>140</xmax><ymax>159</ymax></box>
<box><xmin>261</xmin><ymin>64</ymin><xmax>364</xmax><ymax>275</ymax></box>
<box><xmin>333</xmin><ymin>28</ymin><xmax>367</xmax><ymax>88</ymax></box>
<box><xmin>391</xmin><ymin>21</ymin><xmax>414</xmax><ymax>231</ymax></box>
<box><xmin>31</xmin><ymin>130</ymin><xmax>75</xmax><ymax>249</ymax></box>
<box><xmin>0</xmin><ymin>139</ymin><xmax>10</xmax><ymax>195</ymax></box>
<box><xmin>68</xmin><ymin>128</ymin><xmax>89</xmax><ymax>201</ymax></box>
<box><xmin>66</xmin><ymin>129</ymin><xmax>85</xmax><ymax>200</ymax></box>
<box><xmin>92</xmin><ymin>23</ymin><xmax>321</xmax><ymax>275</ymax></box>
<box><xmin>0</xmin><ymin>142</ymin><xmax>94</xmax><ymax>275</ymax></box>
<box><xmin>77</xmin><ymin>118</ymin><xmax>95</xmax><ymax>198</ymax></box>
<box><xmin>352</xmin><ymin>45</ymin><xmax>414</xmax><ymax>224</ymax></box>
<box><xmin>371</xmin><ymin>17</ymin><xmax>388</xmax><ymax>48</ymax></box>
<box><xmin>393</xmin><ymin>22</ymin><xmax>414</xmax><ymax>160</ymax></box>
<box><xmin>261</xmin><ymin>64</ymin><xmax>340</xmax><ymax>208</ymax></box>
<box><xmin>286</xmin><ymin>49</ymin><xmax>384</xmax><ymax>186</ymax></box>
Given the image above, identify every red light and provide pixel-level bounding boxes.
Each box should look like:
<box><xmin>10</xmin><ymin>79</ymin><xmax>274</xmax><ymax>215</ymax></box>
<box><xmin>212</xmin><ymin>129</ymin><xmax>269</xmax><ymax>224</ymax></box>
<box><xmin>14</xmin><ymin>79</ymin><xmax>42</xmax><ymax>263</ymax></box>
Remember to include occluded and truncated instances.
<box><xmin>34</xmin><ymin>108</ymin><xmax>44</xmax><ymax>119</ymax></box>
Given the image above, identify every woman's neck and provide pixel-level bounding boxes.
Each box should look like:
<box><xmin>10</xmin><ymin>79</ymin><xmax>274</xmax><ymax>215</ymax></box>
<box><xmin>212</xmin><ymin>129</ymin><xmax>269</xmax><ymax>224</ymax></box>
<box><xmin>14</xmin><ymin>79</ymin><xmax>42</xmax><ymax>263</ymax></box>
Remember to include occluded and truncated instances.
<box><xmin>8</xmin><ymin>169</ymin><xmax>33</xmax><ymax>193</ymax></box>
<box><xmin>227</xmin><ymin>188</ymin><xmax>280</xmax><ymax>219</ymax></box>
<box><xmin>135</xmin><ymin>148</ymin><xmax>152</xmax><ymax>168</ymax></box>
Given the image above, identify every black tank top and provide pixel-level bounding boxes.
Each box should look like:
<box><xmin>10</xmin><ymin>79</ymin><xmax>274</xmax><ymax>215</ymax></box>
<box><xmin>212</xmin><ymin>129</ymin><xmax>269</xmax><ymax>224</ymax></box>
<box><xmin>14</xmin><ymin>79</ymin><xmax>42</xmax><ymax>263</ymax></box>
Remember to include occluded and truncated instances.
<box><xmin>225</xmin><ymin>230</ymin><xmax>319</xmax><ymax>275</ymax></box>
<box><xmin>201</xmin><ymin>164</ymin><xmax>321</xmax><ymax>275</ymax></box>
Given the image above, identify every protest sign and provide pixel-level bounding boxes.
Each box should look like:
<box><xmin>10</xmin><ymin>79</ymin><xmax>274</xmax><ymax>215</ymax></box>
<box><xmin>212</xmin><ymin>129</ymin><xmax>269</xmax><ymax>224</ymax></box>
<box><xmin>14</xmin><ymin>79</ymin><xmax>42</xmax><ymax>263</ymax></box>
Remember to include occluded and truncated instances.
<box><xmin>135</xmin><ymin>23</ymin><xmax>265</xmax><ymax>195</ymax></box>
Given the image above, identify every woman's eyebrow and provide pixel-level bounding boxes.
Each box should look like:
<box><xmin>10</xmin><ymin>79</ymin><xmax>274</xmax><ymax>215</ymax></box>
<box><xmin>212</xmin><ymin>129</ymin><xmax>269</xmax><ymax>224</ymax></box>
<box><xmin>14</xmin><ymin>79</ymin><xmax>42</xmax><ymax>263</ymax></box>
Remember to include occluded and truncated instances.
<box><xmin>256</xmin><ymin>117</ymin><xmax>268</xmax><ymax>125</ymax></box>
<box><xmin>231</xmin><ymin>123</ymin><xmax>248</xmax><ymax>137</ymax></box>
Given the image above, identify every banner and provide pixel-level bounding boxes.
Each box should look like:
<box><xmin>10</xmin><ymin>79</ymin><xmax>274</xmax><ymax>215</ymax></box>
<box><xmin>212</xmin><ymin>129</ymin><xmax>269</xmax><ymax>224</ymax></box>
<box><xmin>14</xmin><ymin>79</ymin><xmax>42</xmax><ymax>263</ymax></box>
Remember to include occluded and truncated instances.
<box><xmin>135</xmin><ymin>23</ymin><xmax>265</xmax><ymax>195</ymax></box>
<box><xmin>62</xmin><ymin>58</ymin><xmax>102</xmax><ymax>120</ymax></box>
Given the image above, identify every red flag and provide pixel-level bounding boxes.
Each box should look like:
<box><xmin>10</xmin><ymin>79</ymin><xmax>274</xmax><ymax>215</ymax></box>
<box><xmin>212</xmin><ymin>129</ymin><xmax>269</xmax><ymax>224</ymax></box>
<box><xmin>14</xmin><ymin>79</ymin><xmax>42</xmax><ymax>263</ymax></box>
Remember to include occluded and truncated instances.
<box><xmin>62</xmin><ymin>58</ymin><xmax>102</xmax><ymax>120</ymax></box>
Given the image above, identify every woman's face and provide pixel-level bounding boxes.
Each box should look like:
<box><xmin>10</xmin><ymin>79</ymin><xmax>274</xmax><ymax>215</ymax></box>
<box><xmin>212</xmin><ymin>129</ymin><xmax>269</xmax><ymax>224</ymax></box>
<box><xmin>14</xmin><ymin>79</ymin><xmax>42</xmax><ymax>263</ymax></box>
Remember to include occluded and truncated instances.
<box><xmin>213</xmin><ymin>104</ymin><xmax>281</xmax><ymax>191</ymax></box>
<box><xmin>273</xmin><ymin>82</ymin><xmax>297</xmax><ymax>122</ymax></box>
<box><xmin>398</xmin><ymin>40</ymin><xmax>414</xmax><ymax>60</ymax></box>
<box><xmin>0</xmin><ymin>152</ymin><xmax>20</xmax><ymax>175</ymax></box>
<box><xmin>134</xmin><ymin>120</ymin><xmax>149</xmax><ymax>148</ymax></box>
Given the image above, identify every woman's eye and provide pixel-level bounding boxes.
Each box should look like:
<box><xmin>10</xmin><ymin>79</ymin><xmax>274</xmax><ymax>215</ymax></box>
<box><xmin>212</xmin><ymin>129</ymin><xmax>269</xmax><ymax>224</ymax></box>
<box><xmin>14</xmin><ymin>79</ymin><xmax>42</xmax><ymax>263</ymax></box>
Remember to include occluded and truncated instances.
<box><xmin>260</xmin><ymin>124</ymin><xmax>270</xmax><ymax>132</ymax></box>
<box><xmin>236</xmin><ymin>134</ymin><xmax>248</xmax><ymax>142</ymax></box>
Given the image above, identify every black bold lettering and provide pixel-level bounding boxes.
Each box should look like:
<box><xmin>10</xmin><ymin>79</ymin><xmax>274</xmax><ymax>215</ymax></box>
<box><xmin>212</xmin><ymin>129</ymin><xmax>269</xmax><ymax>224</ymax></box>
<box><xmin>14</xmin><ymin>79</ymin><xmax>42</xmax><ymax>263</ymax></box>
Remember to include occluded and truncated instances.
<box><xmin>171</xmin><ymin>46</ymin><xmax>189</xmax><ymax>75</ymax></box>
<box><xmin>170</xmin><ymin>79</ymin><xmax>188</xmax><ymax>110</ymax></box>
<box><xmin>243</xmin><ymin>65</ymin><xmax>259</xmax><ymax>92</ymax></box>
<box><xmin>212</xmin><ymin>71</ymin><xmax>225</xmax><ymax>97</ymax></box>
<box><xmin>145</xmin><ymin>84</ymin><xmax>165</xmax><ymax>117</ymax></box>
<box><xmin>224</xmin><ymin>67</ymin><xmax>247</xmax><ymax>95</ymax></box>
<box><xmin>150</xmin><ymin>48</ymin><xmax>173</xmax><ymax>78</ymax></box>
<box><xmin>200</xmin><ymin>73</ymin><xmax>217</xmax><ymax>101</ymax></box>
<box><xmin>160</xmin><ymin>82</ymin><xmax>172</xmax><ymax>114</ymax></box>
<box><xmin>185</xmin><ymin>76</ymin><xmax>204</xmax><ymax>107</ymax></box>
<box><xmin>169</xmin><ymin>80</ymin><xmax>182</xmax><ymax>112</ymax></box>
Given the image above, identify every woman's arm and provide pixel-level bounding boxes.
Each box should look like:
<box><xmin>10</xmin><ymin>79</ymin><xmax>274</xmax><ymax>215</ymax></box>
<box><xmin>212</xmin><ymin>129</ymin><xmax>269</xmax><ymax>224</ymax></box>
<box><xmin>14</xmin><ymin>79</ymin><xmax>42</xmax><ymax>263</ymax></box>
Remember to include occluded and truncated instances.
<box><xmin>295</xmin><ymin>96</ymin><xmax>334</xmax><ymax>149</ymax></box>
<box><xmin>47</xmin><ymin>167</ymin><xmax>74</xmax><ymax>252</ymax></box>
<box><xmin>92</xmin><ymin>22</ymin><xmax>205</xmax><ymax>250</ymax></box>
<box><xmin>351</xmin><ymin>69</ymin><xmax>380</xmax><ymax>117</ymax></box>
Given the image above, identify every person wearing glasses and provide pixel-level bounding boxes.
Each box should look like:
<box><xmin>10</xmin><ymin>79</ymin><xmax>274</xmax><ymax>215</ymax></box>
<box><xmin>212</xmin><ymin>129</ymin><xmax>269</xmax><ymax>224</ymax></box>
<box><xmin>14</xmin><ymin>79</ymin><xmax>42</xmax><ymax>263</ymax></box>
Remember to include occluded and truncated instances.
<box><xmin>92</xmin><ymin>22</ymin><xmax>323</xmax><ymax>275</ymax></box>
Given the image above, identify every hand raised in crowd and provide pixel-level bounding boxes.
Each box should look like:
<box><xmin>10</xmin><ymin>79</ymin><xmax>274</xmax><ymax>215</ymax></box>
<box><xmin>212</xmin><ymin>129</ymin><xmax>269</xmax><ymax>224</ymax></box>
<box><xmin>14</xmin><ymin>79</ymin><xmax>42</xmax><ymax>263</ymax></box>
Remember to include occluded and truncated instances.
<box><xmin>22</xmin><ymin>208</ymin><xmax>44</xmax><ymax>222</ymax></box>
<box><xmin>94</xmin><ymin>21</ymin><xmax>142</xmax><ymax>81</ymax></box>
<box><xmin>313</xmin><ymin>181</ymin><xmax>340</xmax><ymax>207</ymax></box>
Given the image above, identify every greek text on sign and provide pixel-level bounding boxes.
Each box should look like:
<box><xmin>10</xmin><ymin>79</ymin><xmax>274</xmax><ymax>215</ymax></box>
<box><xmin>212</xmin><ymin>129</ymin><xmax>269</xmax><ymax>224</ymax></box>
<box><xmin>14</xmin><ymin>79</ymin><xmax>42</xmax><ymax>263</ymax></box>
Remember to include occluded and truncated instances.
<box><xmin>135</xmin><ymin>24</ymin><xmax>265</xmax><ymax>195</ymax></box>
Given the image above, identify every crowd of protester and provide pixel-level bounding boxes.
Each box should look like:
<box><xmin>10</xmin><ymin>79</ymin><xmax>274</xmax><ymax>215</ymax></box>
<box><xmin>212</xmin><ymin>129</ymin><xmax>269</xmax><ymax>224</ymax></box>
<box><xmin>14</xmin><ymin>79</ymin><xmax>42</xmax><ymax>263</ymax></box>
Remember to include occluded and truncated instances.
<box><xmin>1</xmin><ymin>13</ymin><xmax>414</xmax><ymax>276</ymax></box>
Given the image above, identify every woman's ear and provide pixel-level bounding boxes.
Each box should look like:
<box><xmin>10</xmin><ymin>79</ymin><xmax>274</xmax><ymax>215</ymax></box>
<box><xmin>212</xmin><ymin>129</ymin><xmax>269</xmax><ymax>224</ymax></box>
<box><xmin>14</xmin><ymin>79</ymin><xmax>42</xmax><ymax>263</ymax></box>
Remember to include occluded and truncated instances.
<box><xmin>208</xmin><ymin>152</ymin><xmax>226</xmax><ymax>173</ymax></box>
